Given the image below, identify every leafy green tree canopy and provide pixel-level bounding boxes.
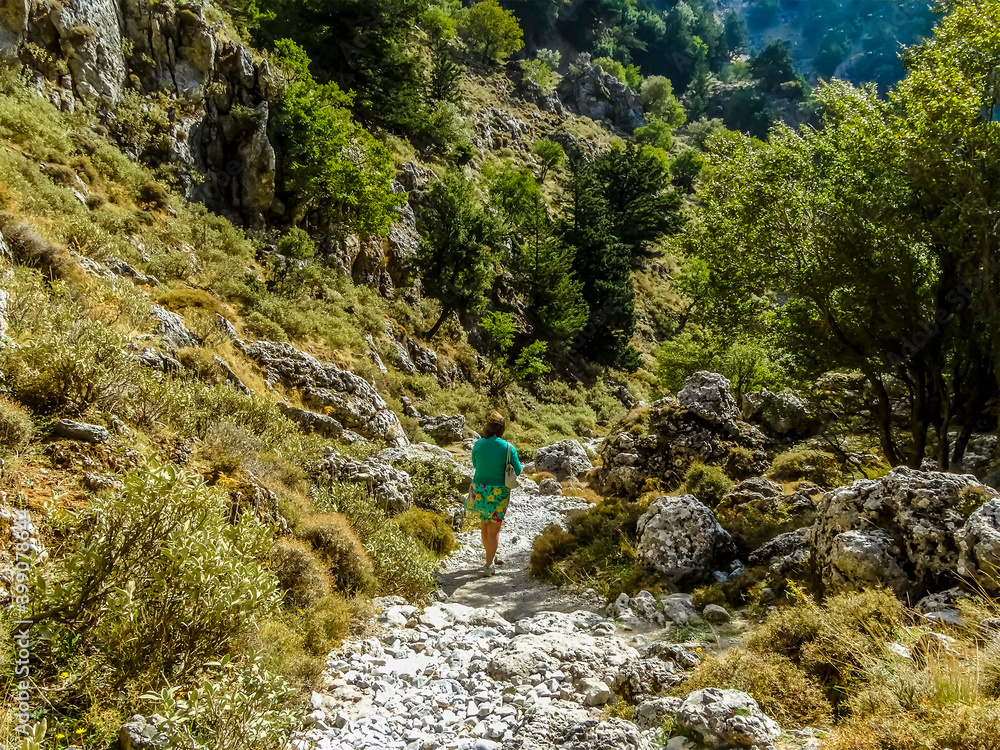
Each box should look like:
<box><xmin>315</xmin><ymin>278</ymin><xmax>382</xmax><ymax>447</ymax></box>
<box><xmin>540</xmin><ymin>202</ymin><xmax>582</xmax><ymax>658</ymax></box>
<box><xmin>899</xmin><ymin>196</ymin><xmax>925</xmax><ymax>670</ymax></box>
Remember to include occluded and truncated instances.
<box><xmin>271</xmin><ymin>40</ymin><xmax>403</xmax><ymax>237</ymax></box>
<box><xmin>415</xmin><ymin>170</ymin><xmax>501</xmax><ymax>337</ymax></box>
<box><xmin>461</xmin><ymin>0</ymin><xmax>525</xmax><ymax>63</ymax></box>
<box><xmin>640</xmin><ymin>76</ymin><xmax>686</xmax><ymax>126</ymax></box>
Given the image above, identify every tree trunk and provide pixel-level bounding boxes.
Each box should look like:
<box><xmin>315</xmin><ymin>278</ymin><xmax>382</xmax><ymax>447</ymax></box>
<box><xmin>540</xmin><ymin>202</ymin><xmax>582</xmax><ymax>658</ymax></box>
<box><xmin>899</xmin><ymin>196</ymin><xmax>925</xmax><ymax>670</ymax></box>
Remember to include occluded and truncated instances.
<box><xmin>866</xmin><ymin>370</ymin><xmax>902</xmax><ymax>466</ymax></box>
<box><xmin>424</xmin><ymin>307</ymin><xmax>453</xmax><ymax>338</ymax></box>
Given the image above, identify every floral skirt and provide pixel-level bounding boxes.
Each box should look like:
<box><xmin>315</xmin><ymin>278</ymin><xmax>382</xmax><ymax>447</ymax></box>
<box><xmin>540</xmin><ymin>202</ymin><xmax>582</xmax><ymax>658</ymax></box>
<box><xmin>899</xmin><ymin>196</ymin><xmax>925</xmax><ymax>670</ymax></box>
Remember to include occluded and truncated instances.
<box><xmin>466</xmin><ymin>483</ymin><xmax>510</xmax><ymax>523</ymax></box>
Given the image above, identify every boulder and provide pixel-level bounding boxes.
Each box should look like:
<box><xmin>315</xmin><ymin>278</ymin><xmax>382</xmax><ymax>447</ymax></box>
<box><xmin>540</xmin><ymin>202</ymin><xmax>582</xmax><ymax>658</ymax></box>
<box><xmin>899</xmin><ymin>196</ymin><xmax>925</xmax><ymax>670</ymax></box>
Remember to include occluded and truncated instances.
<box><xmin>675</xmin><ymin>689</ymin><xmax>781</xmax><ymax>748</ymax></box>
<box><xmin>538</xmin><ymin>478</ymin><xmax>563</xmax><ymax>496</ymax></box>
<box><xmin>659</xmin><ymin>593</ymin><xmax>697</xmax><ymax>627</ymax></box>
<box><xmin>678</xmin><ymin>371</ymin><xmax>740</xmax><ymax>425</ymax></box>
<box><xmin>560</xmin><ymin>717</ymin><xmax>651</xmax><ymax>750</ymax></box>
<box><xmin>636</xmin><ymin>495</ymin><xmax>737</xmax><ymax>586</ymax></box>
<box><xmin>742</xmin><ymin>388</ymin><xmax>819</xmax><ymax>437</ymax></box>
<box><xmin>747</xmin><ymin>528</ymin><xmax>811</xmax><ymax>579</ymax></box>
<box><xmin>0</xmin><ymin>0</ymin><xmax>28</xmax><ymax>61</ymax></box>
<box><xmin>557</xmin><ymin>55</ymin><xmax>645</xmax><ymax>133</ymax></box>
<box><xmin>577</xmin><ymin>676</ymin><xmax>611</xmax><ymax>706</ymax></box>
<box><xmin>715</xmin><ymin>477</ymin><xmax>818</xmax><ymax>551</ymax></box>
<box><xmin>52</xmin><ymin>0</ymin><xmax>128</xmax><ymax>105</ymax></box>
<box><xmin>592</xmin><ymin>398</ymin><xmax>769</xmax><ymax>500</ymax></box>
<box><xmin>702</xmin><ymin>603</ymin><xmax>731</xmax><ymax>624</ymax></box>
<box><xmin>315</xmin><ymin>450</ymin><xmax>412</xmax><ymax>514</ymax></box>
<box><xmin>53</xmin><ymin>419</ymin><xmax>110</xmax><ymax>443</ymax></box>
<box><xmin>488</xmin><ymin>631</ymin><xmax>638</xmax><ymax>683</ymax></box>
<box><xmin>150</xmin><ymin>305</ymin><xmax>199</xmax><ymax>351</ymax></box>
<box><xmin>418</xmin><ymin>413</ymin><xmax>466</xmax><ymax>444</ymax></box>
<box><xmin>809</xmin><ymin>467</ymin><xmax>998</xmax><ymax>598</ymax></box>
<box><xmin>238</xmin><ymin>340</ymin><xmax>407</xmax><ymax>447</ymax></box>
<box><xmin>959</xmin><ymin>497</ymin><xmax>1000</xmax><ymax>589</ymax></box>
<box><xmin>277</xmin><ymin>403</ymin><xmax>344</xmax><ymax>439</ymax></box>
<box><xmin>118</xmin><ymin>714</ymin><xmax>168</xmax><ymax>750</ymax></box>
<box><xmin>634</xmin><ymin>697</ymin><xmax>682</xmax><ymax>730</ymax></box>
<box><xmin>134</xmin><ymin>347</ymin><xmax>181</xmax><ymax>374</ymax></box>
<box><xmin>534</xmin><ymin>439</ymin><xmax>593</xmax><ymax>481</ymax></box>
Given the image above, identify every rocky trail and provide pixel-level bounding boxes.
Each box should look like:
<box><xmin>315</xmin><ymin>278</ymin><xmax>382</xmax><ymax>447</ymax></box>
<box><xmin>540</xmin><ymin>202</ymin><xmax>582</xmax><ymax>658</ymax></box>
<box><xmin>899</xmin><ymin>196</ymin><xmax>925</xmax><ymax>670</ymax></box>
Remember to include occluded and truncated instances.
<box><xmin>289</xmin><ymin>480</ymin><xmax>804</xmax><ymax>750</ymax></box>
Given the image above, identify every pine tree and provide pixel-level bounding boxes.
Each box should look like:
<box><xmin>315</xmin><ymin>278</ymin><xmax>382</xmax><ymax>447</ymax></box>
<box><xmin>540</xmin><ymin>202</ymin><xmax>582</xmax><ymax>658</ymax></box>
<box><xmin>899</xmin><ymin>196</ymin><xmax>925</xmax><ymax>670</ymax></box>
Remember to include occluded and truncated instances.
<box><xmin>428</xmin><ymin>41</ymin><xmax>461</xmax><ymax>103</ymax></box>
<box><xmin>415</xmin><ymin>170</ymin><xmax>500</xmax><ymax>338</ymax></box>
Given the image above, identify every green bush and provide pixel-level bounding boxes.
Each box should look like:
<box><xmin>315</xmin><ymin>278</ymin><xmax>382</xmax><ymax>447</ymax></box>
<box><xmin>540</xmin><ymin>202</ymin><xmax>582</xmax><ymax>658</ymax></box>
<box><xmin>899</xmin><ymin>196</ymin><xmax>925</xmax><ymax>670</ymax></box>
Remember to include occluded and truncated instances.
<box><xmin>396</xmin><ymin>507</ymin><xmax>456</xmax><ymax>557</ymax></box>
<box><xmin>144</xmin><ymin>652</ymin><xmax>298</xmax><ymax>750</ymax></box>
<box><xmin>243</xmin><ymin>310</ymin><xmax>288</xmax><ymax>342</ymax></box>
<box><xmin>402</xmin><ymin>459</ymin><xmax>467</xmax><ymax>512</ymax></box>
<box><xmin>769</xmin><ymin>449</ymin><xmax>846</xmax><ymax>489</ymax></box>
<box><xmin>2</xmin><ymin>318</ymin><xmax>138</xmax><ymax>415</ymax></box>
<box><xmin>366</xmin><ymin>522</ymin><xmax>438</xmax><ymax>599</ymax></box>
<box><xmin>683</xmin><ymin>462</ymin><xmax>733</xmax><ymax>507</ymax></box>
<box><xmin>529</xmin><ymin>497</ymin><xmax>659</xmax><ymax>598</ymax></box>
<box><xmin>0</xmin><ymin>395</ymin><xmax>34</xmax><ymax>451</ymax></box>
<box><xmin>296</xmin><ymin>512</ymin><xmax>375</xmax><ymax>594</ymax></box>
<box><xmin>32</xmin><ymin>463</ymin><xmax>279</xmax><ymax>706</ymax></box>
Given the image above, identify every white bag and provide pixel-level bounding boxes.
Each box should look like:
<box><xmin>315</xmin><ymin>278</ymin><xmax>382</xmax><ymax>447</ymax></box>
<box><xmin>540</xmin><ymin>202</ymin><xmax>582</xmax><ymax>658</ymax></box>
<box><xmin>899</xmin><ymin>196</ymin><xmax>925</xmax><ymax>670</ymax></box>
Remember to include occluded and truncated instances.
<box><xmin>504</xmin><ymin>442</ymin><xmax>519</xmax><ymax>489</ymax></box>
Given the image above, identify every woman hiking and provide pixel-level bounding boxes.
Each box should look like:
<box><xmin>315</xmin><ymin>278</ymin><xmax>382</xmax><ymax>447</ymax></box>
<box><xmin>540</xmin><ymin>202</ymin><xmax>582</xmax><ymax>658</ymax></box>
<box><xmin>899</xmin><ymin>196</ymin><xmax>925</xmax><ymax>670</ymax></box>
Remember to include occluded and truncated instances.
<box><xmin>468</xmin><ymin>411</ymin><xmax>522</xmax><ymax>577</ymax></box>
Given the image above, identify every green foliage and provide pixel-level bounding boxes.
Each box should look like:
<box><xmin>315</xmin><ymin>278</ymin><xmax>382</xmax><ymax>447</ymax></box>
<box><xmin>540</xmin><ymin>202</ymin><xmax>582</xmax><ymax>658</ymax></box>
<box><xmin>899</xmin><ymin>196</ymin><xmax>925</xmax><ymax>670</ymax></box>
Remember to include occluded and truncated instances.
<box><xmin>415</xmin><ymin>170</ymin><xmax>500</xmax><ymax>337</ymax></box>
<box><xmin>257</xmin><ymin>0</ymin><xmax>429</xmax><ymax>131</ymax></box>
<box><xmin>750</xmin><ymin>40</ymin><xmax>805</xmax><ymax>98</ymax></box>
<box><xmin>33</xmin><ymin>463</ymin><xmax>279</xmax><ymax>701</ymax></box>
<box><xmin>560</xmin><ymin>143</ymin><xmax>682</xmax><ymax>367</ymax></box>
<box><xmin>0</xmin><ymin>395</ymin><xmax>34</xmax><ymax>452</ymax></box>
<box><xmin>593</xmin><ymin>57</ymin><xmax>641</xmax><ymax>89</ymax></box>
<box><xmin>670</xmin><ymin>148</ymin><xmax>705</xmax><ymax>192</ymax></box>
<box><xmin>532</xmin><ymin>138</ymin><xmax>565</xmax><ymax>183</ymax></box>
<box><xmin>367</xmin><ymin>522</ymin><xmax>439</xmax><ymax>598</ymax></box>
<box><xmin>480</xmin><ymin>310</ymin><xmax>550</xmax><ymax>399</ymax></box>
<box><xmin>769</xmin><ymin>450</ymin><xmax>846</xmax><ymax>489</ymax></box>
<box><xmin>520</xmin><ymin>59</ymin><xmax>554</xmax><ymax>91</ymax></box>
<box><xmin>640</xmin><ymin>76</ymin><xmax>685</xmax><ymax>126</ymax></box>
<box><xmin>683</xmin><ymin>462</ymin><xmax>733</xmax><ymax>507</ymax></box>
<box><xmin>633</xmin><ymin>118</ymin><xmax>674</xmax><ymax>152</ymax></box>
<box><xmin>461</xmin><ymin>0</ymin><xmax>525</xmax><ymax>63</ymax></box>
<box><xmin>2</xmin><ymin>317</ymin><xmax>139</xmax><ymax>416</ymax></box>
<box><xmin>402</xmin><ymin>459</ymin><xmax>467</xmax><ymax>512</ymax></box>
<box><xmin>395</xmin><ymin>507</ymin><xmax>456</xmax><ymax>556</ymax></box>
<box><xmin>488</xmin><ymin>163</ymin><xmax>588</xmax><ymax>348</ymax></box>
<box><xmin>529</xmin><ymin>497</ymin><xmax>658</xmax><ymax>598</ymax></box>
<box><xmin>143</xmin><ymin>652</ymin><xmax>297</xmax><ymax>750</ymax></box>
<box><xmin>428</xmin><ymin>40</ymin><xmax>462</xmax><ymax>103</ymax></box>
<box><xmin>271</xmin><ymin>39</ymin><xmax>403</xmax><ymax>237</ymax></box>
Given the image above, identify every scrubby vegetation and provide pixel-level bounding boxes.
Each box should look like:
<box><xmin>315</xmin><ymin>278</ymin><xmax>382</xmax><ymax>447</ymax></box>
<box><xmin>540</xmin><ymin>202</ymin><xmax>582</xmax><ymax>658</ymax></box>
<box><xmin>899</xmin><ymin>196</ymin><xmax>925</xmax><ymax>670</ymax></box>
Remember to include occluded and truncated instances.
<box><xmin>529</xmin><ymin>497</ymin><xmax>658</xmax><ymax>598</ymax></box>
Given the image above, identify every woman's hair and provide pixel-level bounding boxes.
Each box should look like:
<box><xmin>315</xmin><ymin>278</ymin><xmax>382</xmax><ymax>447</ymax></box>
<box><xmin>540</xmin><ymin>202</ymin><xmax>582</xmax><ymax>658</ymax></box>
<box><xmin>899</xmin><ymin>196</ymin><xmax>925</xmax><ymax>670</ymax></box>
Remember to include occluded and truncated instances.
<box><xmin>483</xmin><ymin>411</ymin><xmax>505</xmax><ymax>438</ymax></box>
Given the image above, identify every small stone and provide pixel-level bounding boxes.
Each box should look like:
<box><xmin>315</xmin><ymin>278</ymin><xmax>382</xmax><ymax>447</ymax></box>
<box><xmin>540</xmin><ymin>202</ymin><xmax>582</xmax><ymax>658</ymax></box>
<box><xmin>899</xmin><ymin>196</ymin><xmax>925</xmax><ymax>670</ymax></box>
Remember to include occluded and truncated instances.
<box><xmin>702</xmin><ymin>604</ymin><xmax>731</xmax><ymax>624</ymax></box>
<box><xmin>53</xmin><ymin>419</ymin><xmax>110</xmax><ymax>443</ymax></box>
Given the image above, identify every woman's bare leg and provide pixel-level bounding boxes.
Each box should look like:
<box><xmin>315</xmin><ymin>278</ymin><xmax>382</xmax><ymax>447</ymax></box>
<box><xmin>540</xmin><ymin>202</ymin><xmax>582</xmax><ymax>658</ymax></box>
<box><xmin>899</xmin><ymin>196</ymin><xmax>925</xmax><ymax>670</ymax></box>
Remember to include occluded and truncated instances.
<box><xmin>484</xmin><ymin>520</ymin><xmax>502</xmax><ymax>566</ymax></box>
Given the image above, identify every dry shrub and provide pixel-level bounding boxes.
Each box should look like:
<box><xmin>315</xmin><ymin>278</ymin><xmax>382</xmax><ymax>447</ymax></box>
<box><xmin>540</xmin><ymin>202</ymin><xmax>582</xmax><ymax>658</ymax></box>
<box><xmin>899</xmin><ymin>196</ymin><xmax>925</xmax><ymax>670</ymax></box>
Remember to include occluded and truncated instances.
<box><xmin>745</xmin><ymin>587</ymin><xmax>904</xmax><ymax>708</ymax></box>
<box><xmin>0</xmin><ymin>395</ymin><xmax>34</xmax><ymax>451</ymax></box>
<box><xmin>395</xmin><ymin>507</ymin><xmax>456</xmax><ymax>557</ymax></box>
<box><xmin>1</xmin><ymin>222</ymin><xmax>78</xmax><ymax>280</ymax></box>
<box><xmin>297</xmin><ymin>512</ymin><xmax>376</xmax><ymax>594</ymax></box>
<box><xmin>42</xmin><ymin>162</ymin><xmax>80</xmax><ymax>186</ymax></box>
<box><xmin>676</xmin><ymin>650</ymin><xmax>833</xmax><ymax>728</ymax></box>
<box><xmin>157</xmin><ymin>288</ymin><xmax>224</xmax><ymax>315</ymax></box>
<box><xmin>177</xmin><ymin>346</ymin><xmax>221</xmax><ymax>382</ymax></box>
<box><xmin>269</xmin><ymin>538</ymin><xmax>331</xmax><ymax>609</ymax></box>
<box><xmin>831</xmin><ymin>701</ymin><xmax>1000</xmax><ymax>750</ymax></box>
<box><xmin>138</xmin><ymin>180</ymin><xmax>170</xmax><ymax>210</ymax></box>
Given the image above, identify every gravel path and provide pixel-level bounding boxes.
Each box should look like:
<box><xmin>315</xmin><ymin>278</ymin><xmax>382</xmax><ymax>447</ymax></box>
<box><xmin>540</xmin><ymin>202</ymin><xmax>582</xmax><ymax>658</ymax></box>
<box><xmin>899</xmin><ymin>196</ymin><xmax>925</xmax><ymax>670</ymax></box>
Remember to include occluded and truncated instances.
<box><xmin>438</xmin><ymin>484</ymin><xmax>601</xmax><ymax>621</ymax></box>
<box><xmin>287</xmin><ymin>484</ymin><xmax>681</xmax><ymax>750</ymax></box>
